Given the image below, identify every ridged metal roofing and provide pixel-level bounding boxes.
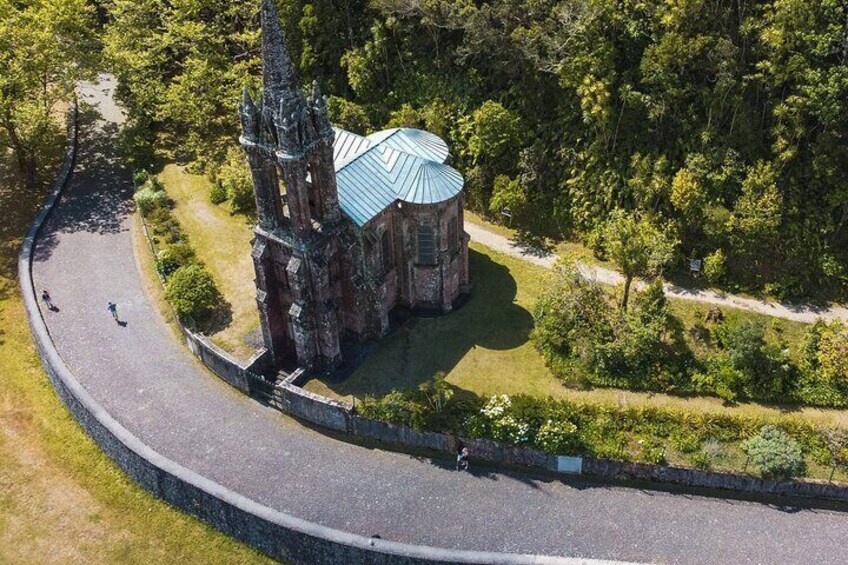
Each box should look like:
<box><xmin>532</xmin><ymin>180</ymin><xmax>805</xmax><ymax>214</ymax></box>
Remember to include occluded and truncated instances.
<box><xmin>332</xmin><ymin>129</ymin><xmax>372</xmax><ymax>168</ymax></box>
<box><xmin>365</xmin><ymin>128</ymin><xmax>450</xmax><ymax>164</ymax></box>
<box><xmin>330</xmin><ymin>128</ymin><xmax>464</xmax><ymax>227</ymax></box>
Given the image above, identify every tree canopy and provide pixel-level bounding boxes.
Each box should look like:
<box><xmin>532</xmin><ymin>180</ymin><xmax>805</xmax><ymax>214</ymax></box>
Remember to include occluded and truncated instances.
<box><xmin>103</xmin><ymin>0</ymin><xmax>848</xmax><ymax>300</ymax></box>
<box><xmin>0</xmin><ymin>0</ymin><xmax>97</xmax><ymax>185</ymax></box>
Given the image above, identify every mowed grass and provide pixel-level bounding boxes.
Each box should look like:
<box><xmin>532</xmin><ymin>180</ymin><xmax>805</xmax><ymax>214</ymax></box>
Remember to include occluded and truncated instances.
<box><xmin>306</xmin><ymin>243</ymin><xmax>848</xmax><ymax>429</ymax></box>
<box><xmin>0</xmin><ymin>156</ymin><xmax>272</xmax><ymax>564</ymax></box>
<box><xmin>159</xmin><ymin>165</ymin><xmax>260</xmax><ymax>359</ymax></box>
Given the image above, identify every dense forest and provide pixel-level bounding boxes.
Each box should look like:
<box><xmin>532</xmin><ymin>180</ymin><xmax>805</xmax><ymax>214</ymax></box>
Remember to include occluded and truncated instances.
<box><xmin>7</xmin><ymin>0</ymin><xmax>848</xmax><ymax>300</ymax></box>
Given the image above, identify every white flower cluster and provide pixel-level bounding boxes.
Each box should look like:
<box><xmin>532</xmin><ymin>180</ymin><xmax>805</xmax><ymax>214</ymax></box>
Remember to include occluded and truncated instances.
<box><xmin>535</xmin><ymin>419</ymin><xmax>578</xmax><ymax>453</ymax></box>
<box><xmin>479</xmin><ymin>395</ymin><xmax>531</xmax><ymax>444</ymax></box>
<box><xmin>480</xmin><ymin>394</ymin><xmax>512</xmax><ymax>419</ymax></box>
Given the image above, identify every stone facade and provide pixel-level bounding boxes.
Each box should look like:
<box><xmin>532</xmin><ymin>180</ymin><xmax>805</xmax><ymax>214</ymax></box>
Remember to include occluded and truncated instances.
<box><xmin>240</xmin><ymin>0</ymin><xmax>469</xmax><ymax>372</ymax></box>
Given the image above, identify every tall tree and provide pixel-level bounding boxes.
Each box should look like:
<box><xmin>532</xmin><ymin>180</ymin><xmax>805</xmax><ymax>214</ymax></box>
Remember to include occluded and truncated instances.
<box><xmin>603</xmin><ymin>211</ymin><xmax>677</xmax><ymax>311</ymax></box>
<box><xmin>0</xmin><ymin>0</ymin><xmax>97</xmax><ymax>185</ymax></box>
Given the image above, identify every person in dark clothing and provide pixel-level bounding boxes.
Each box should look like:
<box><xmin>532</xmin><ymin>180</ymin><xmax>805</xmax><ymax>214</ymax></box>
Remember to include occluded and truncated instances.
<box><xmin>456</xmin><ymin>446</ymin><xmax>469</xmax><ymax>471</ymax></box>
<box><xmin>41</xmin><ymin>290</ymin><xmax>56</xmax><ymax>311</ymax></box>
<box><xmin>107</xmin><ymin>301</ymin><xmax>119</xmax><ymax>322</ymax></box>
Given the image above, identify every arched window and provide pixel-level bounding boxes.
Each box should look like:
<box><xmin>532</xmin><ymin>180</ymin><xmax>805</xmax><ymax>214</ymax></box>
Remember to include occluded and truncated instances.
<box><xmin>417</xmin><ymin>225</ymin><xmax>436</xmax><ymax>265</ymax></box>
<box><xmin>448</xmin><ymin>216</ymin><xmax>458</xmax><ymax>251</ymax></box>
<box><xmin>381</xmin><ymin>230</ymin><xmax>392</xmax><ymax>271</ymax></box>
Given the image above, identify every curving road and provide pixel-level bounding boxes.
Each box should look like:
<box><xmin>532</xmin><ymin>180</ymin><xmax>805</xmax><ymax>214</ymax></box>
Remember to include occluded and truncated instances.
<box><xmin>30</xmin><ymin>76</ymin><xmax>848</xmax><ymax>565</ymax></box>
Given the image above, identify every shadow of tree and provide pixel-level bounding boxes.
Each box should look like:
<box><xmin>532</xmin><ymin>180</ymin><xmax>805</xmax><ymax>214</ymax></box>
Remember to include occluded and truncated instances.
<box><xmin>0</xmin><ymin>126</ymin><xmax>64</xmax><ymax>304</ymax></box>
<box><xmin>319</xmin><ymin>249</ymin><xmax>535</xmax><ymax>397</ymax></box>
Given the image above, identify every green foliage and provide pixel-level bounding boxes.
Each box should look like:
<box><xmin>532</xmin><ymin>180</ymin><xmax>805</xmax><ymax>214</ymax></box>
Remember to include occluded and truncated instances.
<box><xmin>417</xmin><ymin>371</ymin><xmax>454</xmax><ymax>413</ymax></box>
<box><xmin>742</xmin><ymin>425</ymin><xmax>806</xmax><ymax>479</ymax></box>
<box><xmin>164</xmin><ymin>264</ymin><xmax>222</xmax><ymax>322</ymax></box>
<box><xmin>209</xmin><ymin>182</ymin><xmax>228</xmax><ymax>205</ymax></box>
<box><xmin>804</xmin><ymin>320</ymin><xmax>848</xmax><ymax>386</ymax></box>
<box><xmin>327</xmin><ymin>96</ymin><xmax>372</xmax><ymax>134</ymax></box>
<box><xmin>134</xmin><ymin>179</ymin><xmax>169</xmax><ymax>216</ymax></box>
<box><xmin>0</xmin><ymin>0</ymin><xmax>97</xmax><ymax>186</ymax></box>
<box><xmin>670</xmin><ymin>168</ymin><xmax>705</xmax><ymax>219</ymax></box>
<box><xmin>534</xmin><ymin>264</ymin><xmax>691</xmax><ymax>393</ymax></box>
<box><xmin>155</xmin><ymin>244</ymin><xmax>197</xmax><ymax>279</ymax></box>
<box><xmin>105</xmin><ymin>0</ymin><xmax>848</xmax><ymax>301</ymax></box>
<box><xmin>359</xmin><ymin>387</ymin><xmax>839</xmax><ymax>478</ymax></box>
<box><xmin>703</xmin><ymin>249</ymin><xmax>727</xmax><ymax>284</ymax></box>
<box><xmin>357</xmin><ymin>391</ymin><xmax>418</xmax><ymax>427</ymax></box>
<box><xmin>212</xmin><ymin>147</ymin><xmax>254</xmax><ymax>215</ymax></box>
<box><xmin>386</xmin><ymin>104</ymin><xmax>423</xmax><ymax>129</ymax></box>
<box><xmin>488</xmin><ymin>175</ymin><xmax>527</xmax><ymax>222</ymax></box>
<box><xmin>535</xmin><ymin>418</ymin><xmax>579</xmax><ymax>455</ymax></box>
<box><xmin>602</xmin><ymin>211</ymin><xmax>678</xmax><ymax>310</ymax></box>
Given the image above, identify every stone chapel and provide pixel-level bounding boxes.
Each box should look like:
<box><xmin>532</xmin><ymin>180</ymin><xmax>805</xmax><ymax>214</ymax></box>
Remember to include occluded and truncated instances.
<box><xmin>238</xmin><ymin>0</ymin><xmax>470</xmax><ymax>372</ymax></box>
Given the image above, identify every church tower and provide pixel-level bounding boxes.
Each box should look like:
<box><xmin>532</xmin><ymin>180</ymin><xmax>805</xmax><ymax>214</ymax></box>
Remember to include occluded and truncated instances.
<box><xmin>239</xmin><ymin>0</ymin><xmax>344</xmax><ymax>371</ymax></box>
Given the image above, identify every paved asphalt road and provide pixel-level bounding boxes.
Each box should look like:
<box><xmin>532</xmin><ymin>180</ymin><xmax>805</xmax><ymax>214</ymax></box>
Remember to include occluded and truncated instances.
<box><xmin>29</xmin><ymin>76</ymin><xmax>848</xmax><ymax>565</ymax></box>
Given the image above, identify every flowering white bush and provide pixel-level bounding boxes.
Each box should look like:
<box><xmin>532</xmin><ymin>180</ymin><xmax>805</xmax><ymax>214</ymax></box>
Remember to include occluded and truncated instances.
<box><xmin>469</xmin><ymin>395</ymin><xmax>532</xmax><ymax>445</ymax></box>
<box><xmin>481</xmin><ymin>394</ymin><xmax>512</xmax><ymax>419</ymax></box>
<box><xmin>535</xmin><ymin>419</ymin><xmax>579</xmax><ymax>454</ymax></box>
<box><xmin>490</xmin><ymin>415</ymin><xmax>532</xmax><ymax>444</ymax></box>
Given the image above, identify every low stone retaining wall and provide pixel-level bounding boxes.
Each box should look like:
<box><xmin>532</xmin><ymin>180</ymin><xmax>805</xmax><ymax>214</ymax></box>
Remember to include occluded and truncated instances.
<box><xmin>20</xmin><ymin>99</ymin><xmax>582</xmax><ymax>565</ymax></box>
<box><xmin>182</xmin><ymin>328</ymin><xmax>269</xmax><ymax>394</ymax></box>
<box><xmin>275</xmin><ymin>377</ymin><xmax>848</xmax><ymax>506</ymax></box>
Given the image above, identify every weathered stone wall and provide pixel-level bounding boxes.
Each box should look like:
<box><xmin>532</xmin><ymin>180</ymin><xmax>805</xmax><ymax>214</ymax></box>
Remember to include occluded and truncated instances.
<box><xmin>351</xmin><ymin>415</ymin><xmax>451</xmax><ymax>453</ymax></box>
<box><xmin>182</xmin><ymin>330</ymin><xmax>269</xmax><ymax>393</ymax></box>
<box><xmin>398</xmin><ymin>197</ymin><xmax>468</xmax><ymax>311</ymax></box>
<box><xmin>276</xmin><ymin>379</ymin><xmax>848</xmax><ymax>506</ymax></box>
<box><xmin>278</xmin><ymin>383</ymin><xmax>351</xmax><ymax>433</ymax></box>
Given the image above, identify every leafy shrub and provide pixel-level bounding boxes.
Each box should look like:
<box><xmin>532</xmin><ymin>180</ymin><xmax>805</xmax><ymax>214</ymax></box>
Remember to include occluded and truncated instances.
<box><xmin>710</xmin><ymin>319</ymin><xmax>796</xmax><ymax>400</ymax></box>
<box><xmin>703</xmin><ymin>249</ymin><xmax>727</xmax><ymax>284</ymax></box>
<box><xmin>693</xmin><ymin>359</ymin><xmax>747</xmax><ymax>402</ymax></box>
<box><xmin>209</xmin><ymin>181</ymin><xmax>228</xmax><ymax>205</ymax></box>
<box><xmin>327</xmin><ymin>95</ymin><xmax>372</xmax><ymax>134</ymax></box>
<box><xmin>133</xmin><ymin>170</ymin><xmax>150</xmax><ymax>186</ymax></box>
<box><xmin>467</xmin><ymin>395</ymin><xmax>532</xmax><ymax>445</ymax></box>
<box><xmin>742</xmin><ymin>425</ymin><xmax>805</xmax><ymax>479</ymax></box>
<box><xmin>214</xmin><ymin>146</ymin><xmax>255</xmax><ymax>215</ymax></box>
<box><xmin>134</xmin><ymin>180</ymin><xmax>168</xmax><ymax>216</ymax></box>
<box><xmin>155</xmin><ymin>244</ymin><xmax>196</xmax><ymax>278</ymax></box>
<box><xmin>804</xmin><ymin>320</ymin><xmax>848</xmax><ymax>386</ymax></box>
<box><xmin>535</xmin><ymin>270</ymin><xmax>690</xmax><ymax>392</ymax></box>
<box><xmin>690</xmin><ymin>452</ymin><xmax>710</xmax><ymax>470</ymax></box>
<box><xmin>164</xmin><ymin>264</ymin><xmax>222</xmax><ymax>321</ymax></box>
<box><xmin>356</xmin><ymin>391</ymin><xmax>418</xmax><ymax>427</ymax></box>
<box><xmin>146</xmin><ymin>206</ymin><xmax>183</xmax><ymax>244</ymax></box>
<box><xmin>535</xmin><ymin>419</ymin><xmax>579</xmax><ymax>454</ymax></box>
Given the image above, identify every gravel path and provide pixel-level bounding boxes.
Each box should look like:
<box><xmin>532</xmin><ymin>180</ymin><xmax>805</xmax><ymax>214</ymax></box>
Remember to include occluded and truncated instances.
<box><xmin>28</xmin><ymin>76</ymin><xmax>848</xmax><ymax>565</ymax></box>
<box><xmin>465</xmin><ymin>223</ymin><xmax>848</xmax><ymax>324</ymax></box>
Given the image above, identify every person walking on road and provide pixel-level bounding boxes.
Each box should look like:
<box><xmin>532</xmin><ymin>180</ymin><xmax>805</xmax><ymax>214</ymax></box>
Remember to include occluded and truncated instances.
<box><xmin>456</xmin><ymin>446</ymin><xmax>470</xmax><ymax>471</ymax></box>
<box><xmin>107</xmin><ymin>301</ymin><xmax>119</xmax><ymax>322</ymax></box>
<box><xmin>41</xmin><ymin>290</ymin><xmax>56</xmax><ymax>311</ymax></box>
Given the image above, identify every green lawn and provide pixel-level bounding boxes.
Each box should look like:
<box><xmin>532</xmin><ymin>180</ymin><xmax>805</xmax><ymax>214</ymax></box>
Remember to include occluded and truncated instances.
<box><xmin>0</xmin><ymin>157</ymin><xmax>271</xmax><ymax>564</ymax></box>
<box><xmin>159</xmin><ymin>165</ymin><xmax>260</xmax><ymax>359</ymax></box>
<box><xmin>153</xmin><ymin>166</ymin><xmax>848</xmax><ymax>428</ymax></box>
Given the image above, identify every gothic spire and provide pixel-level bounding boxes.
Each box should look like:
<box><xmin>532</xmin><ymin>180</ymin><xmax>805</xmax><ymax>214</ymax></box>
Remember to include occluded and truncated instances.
<box><xmin>260</xmin><ymin>0</ymin><xmax>301</xmax><ymax>111</ymax></box>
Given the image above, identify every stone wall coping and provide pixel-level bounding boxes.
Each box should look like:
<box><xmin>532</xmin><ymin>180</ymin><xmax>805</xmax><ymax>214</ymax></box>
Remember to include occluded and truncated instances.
<box><xmin>276</xmin><ymin>374</ymin><xmax>848</xmax><ymax>506</ymax></box>
<box><xmin>18</xmin><ymin>100</ymin><xmax>599</xmax><ymax>564</ymax></box>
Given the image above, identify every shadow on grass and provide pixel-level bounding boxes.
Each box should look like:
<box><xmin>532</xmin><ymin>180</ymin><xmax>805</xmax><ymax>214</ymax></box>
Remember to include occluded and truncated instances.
<box><xmin>318</xmin><ymin>249</ymin><xmax>535</xmax><ymax>398</ymax></box>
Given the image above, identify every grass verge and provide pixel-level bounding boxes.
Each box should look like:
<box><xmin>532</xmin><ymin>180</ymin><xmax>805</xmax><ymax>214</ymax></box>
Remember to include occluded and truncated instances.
<box><xmin>0</xmin><ymin>157</ymin><xmax>271</xmax><ymax>563</ymax></box>
<box><xmin>158</xmin><ymin>164</ymin><xmax>259</xmax><ymax>359</ymax></box>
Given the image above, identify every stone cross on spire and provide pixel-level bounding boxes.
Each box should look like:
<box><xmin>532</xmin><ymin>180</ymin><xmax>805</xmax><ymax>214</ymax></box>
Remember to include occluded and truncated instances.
<box><xmin>260</xmin><ymin>0</ymin><xmax>301</xmax><ymax>112</ymax></box>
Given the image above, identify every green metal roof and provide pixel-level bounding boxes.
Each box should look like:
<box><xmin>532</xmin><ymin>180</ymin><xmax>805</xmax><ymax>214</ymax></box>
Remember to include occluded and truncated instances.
<box><xmin>330</xmin><ymin>128</ymin><xmax>464</xmax><ymax>226</ymax></box>
<box><xmin>365</xmin><ymin>128</ymin><xmax>450</xmax><ymax>164</ymax></box>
